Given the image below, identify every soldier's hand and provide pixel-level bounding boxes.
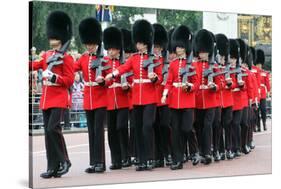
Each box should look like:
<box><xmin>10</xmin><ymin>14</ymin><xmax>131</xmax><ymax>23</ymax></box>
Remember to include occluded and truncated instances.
<box><xmin>208</xmin><ymin>82</ymin><xmax>216</xmax><ymax>91</ymax></box>
<box><xmin>42</xmin><ymin>69</ymin><xmax>54</xmax><ymax>80</ymax></box>
<box><xmin>238</xmin><ymin>80</ymin><xmax>245</xmax><ymax>87</ymax></box>
<box><xmin>148</xmin><ymin>72</ymin><xmax>157</xmax><ymax>79</ymax></box>
<box><xmin>121</xmin><ymin>83</ymin><xmax>130</xmax><ymax>91</ymax></box>
<box><xmin>105</xmin><ymin>73</ymin><xmax>113</xmax><ymax>81</ymax></box>
<box><xmin>96</xmin><ymin>76</ymin><xmax>105</xmax><ymax>83</ymax></box>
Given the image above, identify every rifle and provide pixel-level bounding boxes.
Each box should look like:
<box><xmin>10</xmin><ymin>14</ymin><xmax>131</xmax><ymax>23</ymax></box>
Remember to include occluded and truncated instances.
<box><xmin>162</xmin><ymin>50</ymin><xmax>170</xmax><ymax>85</ymax></box>
<box><xmin>121</xmin><ymin>72</ymin><xmax>133</xmax><ymax>85</ymax></box>
<box><xmin>46</xmin><ymin>40</ymin><xmax>71</xmax><ymax>71</ymax></box>
<box><xmin>180</xmin><ymin>51</ymin><xmax>196</xmax><ymax>84</ymax></box>
<box><xmin>142</xmin><ymin>45</ymin><xmax>161</xmax><ymax>74</ymax></box>
<box><xmin>224</xmin><ymin>55</ymin><xmax>232</xmax><ymax>80</ymax></box>
<box><xmin>203</xmin><ymin>51</ymin><xmax>215</xmax><ymax>83</ymax></box>
<box><xmin>91</xmin><ymin>44</ymin><xmax>110</xmax><ymax>78</ymax></box>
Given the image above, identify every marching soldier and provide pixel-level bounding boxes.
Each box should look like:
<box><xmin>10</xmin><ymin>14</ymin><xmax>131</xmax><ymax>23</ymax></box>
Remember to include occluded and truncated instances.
<box><xmin>255</xmin><ymin>49</ymin><xmax>271</xmax><ymax>131</ymax></box>
<box><xmin>194</xmin><ymin>29</ymin><xmax>221</xmax><ymax>165</ymax></box>
<box><xmin>152</xmin><ymin>23</ymin><xmax>172</xmax><ymax>168</ymax></box>
<box><xmin>102</xmin><ymin>26</ymin><xmax>130</xmax><ymax>170</ymax></box>
<box><xmin>237</xmin><ymin>39</ymin><xmax>254</xmax><ymax>155</ymax></box>
<box><xmin>30</xmin><ymin>11</ymin><xmax>73</xmax><ymax>178</ymax></box>
<box><xmin>229</xmin><ymin>39</ymin><xmax>253</xmax><ymax>157</ymax></box>
<box><xmin>245</xmin><ymin>47</ymin><xmax>259</xmax><ymax>150</ymax></box>
<box><xmin>106</xmin><ymin>19</ymin><xmax>163</xmax><ymax>171</ymax></box>
<box><xmin>75</xmin><ymin>17</ymin><xmax>107</xmax><ymax>173</ymax></box>
<box><xmin>161</xmin><ymin>25</ymin><xmax>200</xmax><ymax>170</ymax></box>
<box><xmin>213</xmin><ymin>34</ymin><xmax>236</xmax><ymax>160</ymax></box>
<box><xmin>120</xmin><ymin>28</ymin><xmax>136</xmax><ymax>167</ymax></box>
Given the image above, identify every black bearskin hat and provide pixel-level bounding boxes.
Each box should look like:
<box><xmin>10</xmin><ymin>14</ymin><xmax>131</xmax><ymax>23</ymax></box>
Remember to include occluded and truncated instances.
<box><xmin>171</xmin><ymin>25</ymin><xmax>193</xmax><ymax>54</ymax></box>
<box><xmin>249</xmin><ymin>46</ymin><xmax>256</xmax><ymax>65</ymax></box>
<box><xmin>46</xmin><ymin>11</ymin><xmax>72</xmax><ymax>45</ymax></box>
<box><xmin>229</xmin><ymin>39</ymin><xmax>240</xmax><ymax>60</ymax></box>
<box><xmin>194</xmin><ymin>29</ymin><xmax>214</xmax><ymax>56</ymax></box>
<box><xmin>167</xmin><ymin>28</ymin><xmax>175</xmax><ymax>53</ymax></box>
<box><xmin>236</xmin><ymin>38</ymin><xmax>248</xmax><ymax>63</ymax></box>
<box><xmin>153</xmin><ymin>23</ymin><xmax>168</xmax><ymax>50</ymax></box>
<box><xmin>256</xmin><ymin>49</ymin><xmax>265</xmax><ymax>65</ymax></box>
<box><xmin>79</xmin><ymin>17</ymin><xmax>102</xmax><ymax>45</ymax></box>
<box><xmin>246</xmin><ymin>47</ymin><xmax>254</xmax><ymax>69</ymax></box>
<box><xmin>121</xmin><ymin>29</ymin><xmax>136</xmax><ymax>53</ymax></box>
<box><xmin>215</xmin><ymin>33</ymin><xmax>229</xmax><ymax>57</ymax></box>
<box><xmin>132</xmin><ymin>19</ymin><xmax>154</xmax><ymax>52</ymax></box>
<box><xmin>103</xmin><ymin>26</ymin><xmax>123</xmax><ymax>50</ymax></box>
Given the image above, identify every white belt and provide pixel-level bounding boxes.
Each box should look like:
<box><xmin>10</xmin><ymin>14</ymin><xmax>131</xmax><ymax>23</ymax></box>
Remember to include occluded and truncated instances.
<box><xmin>108</xmin><ymin>82</ymin><xmax>122</xmax><ymax>88</ymax></box>
<box><xmin>133</xmin><ymin>79</ymin><xmax>151</xmax><ymax>84</ymax></box>
<box><xmin>260</xmin><ymin>84</ymin><xmax>266</xmax><ymax>87</ymax></box>
<box><xmin>172</xmin><ymin>82</ymin><xmax>184</xmax><ymax>88</ymax></box>
<box><xmin>199</xmin><ymin>85</ymin><xmax>208</xmax><ymax>90</ymax></box>
<box><xmin>232</xmin><ymin>88</ymin><xmax>241</xmax><ymax>92</ymax></box>
<box><xmin>84</xmin><ymin>81</ymin><xmax>99</xmax><ymax>86</ymax></box>
<box><xmin>43</xmin><ymin>80</ymin><xmax>60</xmax><ymax>86</ymax></box>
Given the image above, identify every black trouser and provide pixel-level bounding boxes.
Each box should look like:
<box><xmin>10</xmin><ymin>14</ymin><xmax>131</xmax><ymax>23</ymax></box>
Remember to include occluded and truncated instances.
<box><xmin>258</xmin><ymin>99</ymin><xmax>267</xmax><ymax>130</ymax></box>
<box><xmin>154</xmin><ymin>105</ymin><xmax>171</xmax><ymax>161</ymax></box>
<box><xmin>128</xmin><ymin>110</ymin><xmax>137</xmax><ymax>158</ymax></box>
<box><xmin>42</xmin><ymin>108</ymin><xmax>69</xmax><ymax>170</ymax></box>
<box><xmin>221</xmin><ymin>107</ymin><xmax>233</xmax><ymax>151</ymax></box>
<box><xmin>213</xmin><ymin>107</ymin><xmax>222</xmax><ymax>152</ymax></box>
<box><xmin>133</xmin><ymin>104</ymin><xmax>156</xmax><ymax>164</ymax></box>
<box><xmin>195</xmin><ymin>108</ymin><xmax>216</xmax><ymax>156</ymax></box>
<box><xmin>232</xmin><ymin>110</ymin><xmax>243</xmax><ymax>152</ymax></box>
<box><xmin>85</xmin><ymin>108</ymin><xmax>106</xmax><ymax>166</ymax></box>
<box><xmin>241</xmin><ymin>107</ymin><xmax>249</xmax><ymax>149</ymax></box>
<box><xmin>63</xmin><ymin>108</ymin><xmax>71</xmax><ymax>128</ymax></box>
<box><xmin>107</xmin><ymin>108</ymin><xmax>129</xmax><ymax>164</ymax></box>
<box><xmin>248</xmin><ymin>106</ymin><xmax>256</xmax><ymax>144</ymax></box>
<box><xmin>171</xmin><ymin>108</ymin><xmax>198</xmax><ymax>162</ymax></box>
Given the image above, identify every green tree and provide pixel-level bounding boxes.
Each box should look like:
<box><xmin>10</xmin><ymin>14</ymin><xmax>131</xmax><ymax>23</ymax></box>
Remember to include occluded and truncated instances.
<box><xmin>31</xmin><ymin>1</ymin><xmax>96</xmax><ymax>52</ymax></box>
<box><xmin>156</xmin><ymin>9</ymin><xmax>203</xmax><ymax>32</ymax></box>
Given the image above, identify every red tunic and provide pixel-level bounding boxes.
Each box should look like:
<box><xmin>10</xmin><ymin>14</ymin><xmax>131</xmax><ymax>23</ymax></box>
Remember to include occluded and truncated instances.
<box><xmin>74</xmin><ymin>52</ymin><xmax>107</xmax><ymax>110</ymax></box>
<box><xmin>104</xmin><ymin>57</ymin><xmax>130</xmax><ymax>110</ymax></box>
<box><xmin>194</xmin><ymin>61</ymin><xmax>221</xmax><ymax>109</ymax></box>
<box><xmin>251</xmin><ymin>65</ymin><xmax>261</xmax><ymax>100</ymax></box>
<box><xmin>116</xmin><ymin>53</ymin><xmax>163</xmax><ymax>105</ymax></box>
<box><xmin>30</xmin><ymin>50</ymin><xmax>74</xmax><ymax>110</ymax></box>
<box><xmin>259</xmin><ymin>69</ymin><xmax>271</xmax><ymax>99</ymax></box>
<box><xmin>164</xmin><ymin>59</ymin><xmax>199</xmax><ymax>109</ymax></box>
<box><xmin>232</xmin><ymin>67</ymin><xmax>253</xmax><ymax>110</ymax></box>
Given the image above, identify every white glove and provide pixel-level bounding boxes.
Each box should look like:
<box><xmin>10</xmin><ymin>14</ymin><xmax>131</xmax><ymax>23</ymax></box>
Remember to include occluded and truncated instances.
<box><xmin>42</xmin><ymin>69</ymin><xmax>54</xmax><ymax>80</ymax></box>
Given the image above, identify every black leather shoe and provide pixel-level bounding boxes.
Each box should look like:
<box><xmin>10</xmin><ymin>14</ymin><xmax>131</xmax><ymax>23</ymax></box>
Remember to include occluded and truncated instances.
<box><xmin>145</xmin><ymin>160</ymin><xmax>154</xmax><ymax>170</ymax></box>
<box><xmin>234</xmin><ymin>150</ymin><xmax>242</xmax><ymax>158</ymax></box>
<box><xmin>249</xmin><ymin>141</ymin><xmax>255</xmax><ymax>149</ymax></box>
<box><xmin>226</xmin><ymin>150</ymin><xmax>234</xmax><ymax>160</ymax></box>
<box><xmin>242</xmin><ymin>145</ymin><xmax>250</xmax><ymax>154</ymax></box>
<box><xmin>95</xmin><ymin>163</ymin><xmax>105</xmax><ymax>173</ymax></box>
<box><xmin>85</xmin><ymin>166</ymin><xmax>95</xmax><ymax>173</ymax></box>
<box><xmin>109</xmin><ymin>163</ymin><xmax>122</xmax><ymax>170</ymax></box>
<box><xmin>213</xmin><ymin>151</ymin><xmax>221</xmax><ymax>162</ymax></box>
<box><xmin>122</xmin><ymin>158</ymin><xmax>132</xmax><ymax>168</ymax></box>
<box><xmin>183</xmin><ymin>153</ymin><xmax>188</xmax><ymax>163</ymax></box>
<box><xmin>40</xmin><ymin>169</ymin><xmax>59</xmax><ymax>179</ymax></box>
<box><xmin>201</xmin><ymin>155</ymin><xmax>212</xmax><ymax>165</ymax></box>
<box><xmin>136</xmin><ymin>163</ymin><xmax>146</xmax><ymax>171</ymax></box>
<box><xmin>132</xmin><ymin>158</ymin><xmax>139</xmax><ymax>166</ymax></box>
<box><xmin>220</xmin><ymin>152</ymin><xmax>226</xmax><ymax>160</ymax></box>
<box><xmin>170</xmin><ymin>162</ymin><xmax>183</xmax><ymax>170</ymax></box>
<box><xmin>191</xmin><ymin>153</ymin><xmax>200</xmax><ymax>166</ymax></box>
<box><xmin>56</xmin><ymin>161</ymin><xmax>71</xmax><ymax>176</ymax></box>
<box><xmin>165</xmin><ymin>155</ymin><xmax>173</xmax><ymax>166</ymax></box>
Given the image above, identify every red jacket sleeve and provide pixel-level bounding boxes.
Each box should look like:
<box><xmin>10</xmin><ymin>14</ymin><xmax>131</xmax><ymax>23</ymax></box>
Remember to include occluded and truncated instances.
<box><xmin>116</xmin><ymin>56</ymin><xmax>133</xmax><ymax>75</ymax></box>
<box><xmin>30</xmin><ymin>54</ymin><xmax>45</xmax><ymax>70</ymax></box>
<box><xmin>74</xmin><ymin>56</ymin><xmax>82</xmax><ymax>72</ymax></box>
<box><xmin>246</xmin><ymin>71</ymin><xmax>254</xmax><ymax>100</ymax></box>
<box><xmin>55</xmin><ymin>54</ymin><xmax>74</xmax><ymax>88</ymax></box>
